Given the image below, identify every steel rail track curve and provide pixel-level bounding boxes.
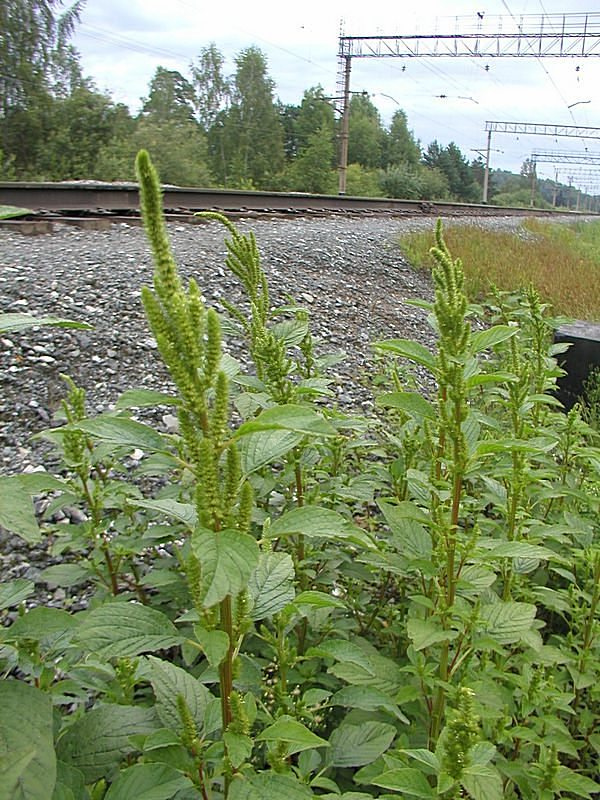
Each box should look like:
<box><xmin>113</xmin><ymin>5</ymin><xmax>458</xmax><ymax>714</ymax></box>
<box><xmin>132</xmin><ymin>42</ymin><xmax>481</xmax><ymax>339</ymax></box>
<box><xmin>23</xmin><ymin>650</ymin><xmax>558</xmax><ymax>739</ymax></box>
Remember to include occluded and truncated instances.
<box><xmin>0</xmin><ymin>181</ymin><xmax>594</xmax><ymax>234</ymax></box>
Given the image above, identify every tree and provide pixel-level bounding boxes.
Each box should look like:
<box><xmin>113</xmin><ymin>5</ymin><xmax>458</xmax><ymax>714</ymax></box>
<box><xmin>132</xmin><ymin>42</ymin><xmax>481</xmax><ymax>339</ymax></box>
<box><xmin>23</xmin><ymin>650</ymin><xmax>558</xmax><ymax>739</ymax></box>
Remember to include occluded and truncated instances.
<box><xmin>283</xmin><ymin>123</ymin><xmax>336</xmax><ymax>194</ymax></box>
<box><xmin>142</xmin><ymin>67</ymin><xmax>196</xmax><ymax>125</ymax></box>
<box><xmin>385</xmin><ymin>109</ymin><xmax>420</xmax><ymax>168</ymax></box>
<box><xmin>0</xmin><ymin>0</ymin><xmax>85</xmax><ymax>175</ymax></box>
<box><xmin>213</xmin><ymin>47</ymin><xmax>284</xmax><ymax>188</ymax></box>
<box><xmin>39</xmin><ymin>84</ymin><xmax>135</xmax><ymax>179</ymax></box>
<box><xmin>423</xmin><ymin>140</ymin><xmax>479</xmax><ymax>202</ymax></box>
<box><xmin>347</xmin><ymin>94</ymin><xmax>386</xmax><ymax>168</ymax></box>
<box><xmin>190</xmin><ymin>43</ymin><xmax>229</xmax><ymax>131</ymax></box>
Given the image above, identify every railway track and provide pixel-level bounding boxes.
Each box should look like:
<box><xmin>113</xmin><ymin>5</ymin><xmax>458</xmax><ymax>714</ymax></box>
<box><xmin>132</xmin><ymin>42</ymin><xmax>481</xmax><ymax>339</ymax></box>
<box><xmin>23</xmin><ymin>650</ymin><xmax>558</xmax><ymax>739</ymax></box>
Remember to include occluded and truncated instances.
<box><xmin>0</xmin><ymin>181</ymin><xmax>592</xmax><ymax>234</ymax></box>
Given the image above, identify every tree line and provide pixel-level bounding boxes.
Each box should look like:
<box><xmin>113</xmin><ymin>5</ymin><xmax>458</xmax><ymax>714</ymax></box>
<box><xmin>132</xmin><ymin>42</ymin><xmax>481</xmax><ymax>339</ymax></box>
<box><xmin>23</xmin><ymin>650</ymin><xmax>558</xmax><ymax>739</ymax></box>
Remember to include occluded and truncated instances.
<box><xmin>1</xmin><ymin>1</ymin><xmax>594</xmax><ymax>209</ymax></box>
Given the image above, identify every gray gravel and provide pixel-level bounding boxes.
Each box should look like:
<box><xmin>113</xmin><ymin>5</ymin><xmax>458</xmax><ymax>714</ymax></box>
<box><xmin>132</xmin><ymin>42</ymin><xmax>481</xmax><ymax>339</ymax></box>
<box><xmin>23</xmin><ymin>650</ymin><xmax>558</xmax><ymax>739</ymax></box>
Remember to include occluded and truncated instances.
<box><xmin>0</xmin><ymin>211</ymin><xmax>592</xmax><ymax>599</ymax></box>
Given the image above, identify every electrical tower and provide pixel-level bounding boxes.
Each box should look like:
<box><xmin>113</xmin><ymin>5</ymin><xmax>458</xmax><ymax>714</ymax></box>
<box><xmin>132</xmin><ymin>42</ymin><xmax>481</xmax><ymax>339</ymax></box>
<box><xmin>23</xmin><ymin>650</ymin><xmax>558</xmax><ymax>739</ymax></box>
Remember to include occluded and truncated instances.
<box><xmin>336</xmin><ymin>13</ymin><xmax>600</xmax><ymax>195</ymax></box>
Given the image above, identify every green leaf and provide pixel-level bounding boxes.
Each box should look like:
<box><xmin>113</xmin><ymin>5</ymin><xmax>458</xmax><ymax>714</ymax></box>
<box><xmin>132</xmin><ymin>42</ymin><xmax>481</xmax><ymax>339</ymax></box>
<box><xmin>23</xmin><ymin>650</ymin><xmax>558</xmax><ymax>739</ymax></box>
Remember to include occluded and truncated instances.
<box><xmin>271</xmin><ymin>318</ymin><xmax>309</xmax><ymax>346</ymax></box>
<box><xmin>190</xmin><ymin>528</ymin><xmax>259</xmax><ymax>608</ymax></box>
<box><xmin>248</xmin><ymin>552</ymin><xmax>295</xmax><ymax>619</ymax></box>
<box><xmin>130</xmin><ymin>498</ymin><xmax>197</xmax><ymax>529</ymax></box>
<box><xmin>376</xmin><ymin>392</ymin><xmax>436</xmax><ymax>421</ymax></box>
<box><xmin>478</xmin><ymin>601</ymin><xmax>537</xmax><ymax>645</ymax></box>
<box><xmin>0</xmin><ymin>681</ymin><xmax>56</xmax><ymax>800</ymax></box>
<box><xmin>237</xmin><ymin>429</ymin><xmax>303</xmax><ymax>475</ymax></box>
<box><xmin>145</xmin><ymin>655</ymin><xmax>210</xmax><ymax>733</ymax></box>
<box><xmin>56</xmin><ymin>705</ymin><xmax>158</xmax><ymax>783</ymax></box>
<box><xmin>114</xmin><ymin>389</ymin><xmax>179</xmax><ymax>409</ymax></box>
<box><xmin>229</xmin><ymin>772</ymin><xmax>314</xmax><ymax>800</ymax></box>
<box><xmin>307</xmin><ymin>639</ymin><xmax>376</xmax><ymax>673</ymax></box>
<box><xmin>329</xmin><ymin>686</ymin><xmax>409</xmax><ymax>724</ymax></box>
<box><xmin>554</xmin><ymin>766</ymin><xmax>600</xmax><ymax>798</ymax></box>
<box><xmin>104</xmin><ymin>763</ymin><xmax>193</xmax><ymax>800</ymax></box>
<box><xmin>486</xmin><ymin>541</ymin><xmax>561</xmax><ymax>562</ymax></box>
<box><xmin>399</xmin><ymin>749</ymin><xmax>440</xmax><ymax>771</ymax></box>
<box><xmin>72</xmin><ymin>416</ymin><xmax>167</xmax><ymax>452</ymax></box>
<box><xmin>40</xmin><ymin>564</ymin><xmax>90</xmax><ymax>588</ymax></box>
<box><xmin>470</xmin><ymin>325</ymin><xmax>516</xmax><ymax>353</ymax></box>
<box><xmin>0</xmin><ymin>476</ymin><xmax>40</xmax><ymax>542</ymax></box>
<box><xmin>257</xmin><ymin>716</ymin><xmax>329</xmax><ymax>756</ymax></box>
<box><xmin>372</xmin><ymin>768</ymin><xmax>435</xmax><ymax>797</ymax></box>
<box><xmin>0</xmin><ymin>313</ymin><xmax>91</xmax><ymax>333</ymax></box>
<box><xmin>0</xmin><ymin>205</ymin><xmax>33</xmax><ymax>220</ymax></box>
<box><xmin>461</xmin><ymin>763</ymin><xmax>504</xmax><ymax>800</ymax></box>
<box><xmin>379</xmin><ymin>501</ymin><xmax>432</xmax><ymax>560</ymax></box>
<box><xmin>0</xmin><ymin>578</ymin><xmax>34</xmax><ymax>609</ymax></box>
<box><xmin>373</xmin><ymin>339</ymin><xmax>436</xmax><ymax>371</ymax></box>
<box><xmin>293</xmin><ymin>590</ymin><xmax>346</xmax><ymax>610</ymax></box>
<box><xmin>328</xmin><ymin>722</ymin><xmax>396</xmax><ymax>767</ymax></box>
<box><xmin>193</xmin><ymin>625</ymin><xmax>229</xmax><ymax>668</ymax></box>
<box><xmin>236</xmin><ymin>404</ymin><xmax>336</xmax><ymax>437</ymax></box>
<box><xmin>267</xmin><ymin>506</ymin><xmax>372</xmax><ymax>548</ymax></box>
<box><xmin>6</xmin><ymin>607</ymin><xmax>78</xmax><ymax>647</ymax></box>
<box><xmin>223</xmin><ymin>732</ymin><xmax>253</xmax><ymax>769</ymax></box>
<box><xmin>74</xmin><ymin>601</ymin><xmax>183</xmax><ymax>658</ymax></box>
<box><xmin>407</xmin><ymin>618</ymin><xmax>459</xmax><ymax>651</ymax></box>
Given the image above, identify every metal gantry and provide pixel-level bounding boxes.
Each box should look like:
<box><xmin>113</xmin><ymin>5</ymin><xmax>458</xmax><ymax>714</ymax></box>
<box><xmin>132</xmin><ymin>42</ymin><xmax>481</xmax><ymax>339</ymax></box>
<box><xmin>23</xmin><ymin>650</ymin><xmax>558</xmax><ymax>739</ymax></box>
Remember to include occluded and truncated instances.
<box><xmin>336</xmin><ymin>13</ymin><xmax>600</xmax><ymax>195</ymax></box>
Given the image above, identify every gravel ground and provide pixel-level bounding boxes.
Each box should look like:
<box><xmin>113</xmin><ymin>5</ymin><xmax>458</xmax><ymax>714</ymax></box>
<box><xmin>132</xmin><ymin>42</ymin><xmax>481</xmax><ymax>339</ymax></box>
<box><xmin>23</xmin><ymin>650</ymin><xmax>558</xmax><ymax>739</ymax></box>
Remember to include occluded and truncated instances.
<box><xmin>0</xmin><ymin>211</ymin><xmax>592</xmax><ymax>600</ymax></box>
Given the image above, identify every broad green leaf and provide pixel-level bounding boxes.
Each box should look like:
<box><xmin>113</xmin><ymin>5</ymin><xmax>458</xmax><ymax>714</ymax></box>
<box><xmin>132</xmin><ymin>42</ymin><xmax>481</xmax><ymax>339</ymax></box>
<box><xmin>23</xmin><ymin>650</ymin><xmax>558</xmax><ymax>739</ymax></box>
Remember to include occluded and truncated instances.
<box><xmin>0</xmin><ymin>578</ymin><xmax>34</xmax><ymax>609</ymax></box>
<box><xmin>0</xmin><ymin>476</ymin><xmax>40</xmax><ymax>542</ymax></box>
<box><xmin>379</xmin><ymin>501</ymin><xmax>432</xmax><ymax>560</ymax></box>
<box><xmin>40</xmin><ymin>564</ymin><xmax>90</xmax><ymax>588</ymax></box>
<box><xmin>56</xmin><ymin>705</ymin><xmax>158</xmax><ymax>783</ymax></box>
<box><xmin>52</xmin><ymin>761</ymin><xmax>87</xmax><ymax>800</ymax></box>
<box><xmin>329</xmin><ymin>650</ymin><xmax>403</xmax><ymax>695</ymax></box>
<box><xmin>329</xmin><ymin>722</ymin><xmax>396</xmax><ymax>767</ymax></box>
<box><xmin>486</xmin><ymin>541</ymin><xmax>561</xmax><ymax>562</ymax></box>
<box><xmin>237</xmin><ymin>429</ymin><xmax>303</xmax><ymax>475</ymax></box>
<box><xmin>131</xmin><ymin>498</ymin><xmax>197</xmax><ymax>529</ymax></box>
<box><xmin>104</xmin><ymin>763</ymin><xmax>193</xmax><ymax>800</ymax></box>
<box><xmin>229</xmin><ymin>772</ymin><xmax>314</xmax><ymax>800</ymax></box>
<box><xmin>293</xmin><ymin>590</ymin><xmax>346</xmax><ymax>610</ymax></box>
<box><xmin>248</xmin><ymin>552</ymin><xmax>295</xmax><ymax>619</ymax></box>
<box><xmin>399</xmin><ymin>749</ymin><xmax>440</xmax><ymax>771</ymax></box>
<box><xmin>115</xmin><ymin>389</ymin><xmax>179</xmax><ymax>409</ymax></box>
<box><xmin>0</xmin><ymin>205</ymin><xmax>33</xmax><ymax>220</ymax></box>
<box><xmin>223</xmin><ymin>732</ymin><xmax>253</xmax><ymax>769</ymax></box>
<box><xmin>554</xmin><ymin>767</ymin><xmax>600</xmax><ymax>798</ymax></box>
<box><xmin>6</xmin><ymin>607</ymin><xmax>78</xmax><ymax>647</ymax></box>
<box><xmin>306</xmin><ymin>640</ymin><xmax>375</xmax><ymax>673</ymax></box>
<box><xmin>74</xmin><ymin>601</ymin><xmax>183</xmax><ymax>658</ymax></box>
<box><xmin>461</xmin><ymin>763</ymin><xmax>504</xmax><ymax>800</ymax></box>
<box><xmin>376</xmin><ymin>392</ymin><xmax>436</xmax><ymax>421</ymax></box>
<box><xmin>271</xmin><ymin>318</ymin><xmax>309</xmax><ymax>346</ymax></box>
<box><xmin>407</xmin><ymin>618</ymin><xmax>459</xmax><ymax>651</ymax></box>
<box><xmin>145</xmin><ymin>655</ymin><xmax>210</xmax><ymax>733</ymax></box>
<box><xmin>0</xmin><ymin>313</ymin><xmax>91</xmax><ymax>333</ymax></box>
<box><xmin>267</xmin><ymin>506</ymin><xmax>372</xmax><ymax>548</ymax></box>
<box><xmin>470</xmin><ymin>324</ymin><xmax>516</xmax><ymax>353</ymax></box>
<box><xmin>0</xmin><ymin>681</ymin><xmax>56</xmax><ymax>800</ymax></box>
<box><xmin>257</xmin><ymin>716</ymin><xmax>329</xmax><ymax>755</ymax></box>
<box><xmin>373</xmin><ymin>338</ymin><xmax>436</xmax><ymax>371</ymax></box>
<box><xmin>191</xmin><ymin>528</ymin><xmax>259</xmax><ymax>608</ymax></box>
<box><xmin>193</xmin><ymin>625</ymin><xmax>229</xmax><ymax>667</ymax></box>
<box><xmin>372</xmin><ymin>768</ymin><xmax>435</xmax><ymax>797</ymax></box>
<box><xmin>478</xmin><ymin>601</ymin><xmax>537</xmax><ymax>645</ymax></box>
<box><xmin>72</xmin><ymin>416</ymin><xmax>167</xmax><ymax>452</ymax></box>
<box><xmin>329</xmin><ymin>686</ymin><xmax>409</xmax><ymax>724</ymax></box>
<box><xmin>236</xmin><ymin>404</ymin><xmax>336</xmax><ymax>437</ymax></box>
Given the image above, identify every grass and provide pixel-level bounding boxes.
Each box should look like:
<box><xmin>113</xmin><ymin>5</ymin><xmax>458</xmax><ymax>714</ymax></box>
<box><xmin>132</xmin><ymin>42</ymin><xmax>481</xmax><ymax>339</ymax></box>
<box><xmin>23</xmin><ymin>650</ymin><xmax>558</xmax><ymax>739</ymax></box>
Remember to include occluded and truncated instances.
<box><xmin>399</xmin><ymin>218</ymin><xmax>600</xmax><ymax>321</ymax></box>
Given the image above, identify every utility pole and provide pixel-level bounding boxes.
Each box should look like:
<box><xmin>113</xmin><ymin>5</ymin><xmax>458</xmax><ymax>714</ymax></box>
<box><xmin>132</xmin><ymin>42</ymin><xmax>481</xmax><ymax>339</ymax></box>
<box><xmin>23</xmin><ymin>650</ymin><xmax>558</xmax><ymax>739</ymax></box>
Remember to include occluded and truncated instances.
<box><xmin>338</xmin><ymin>56</ymin><xmax>352</xmax><ymax>195</ymax></box>
<box><xmin>483</xmin><ymin>129</ymin><xmax>492</xmax><ymax>204</ymax></box>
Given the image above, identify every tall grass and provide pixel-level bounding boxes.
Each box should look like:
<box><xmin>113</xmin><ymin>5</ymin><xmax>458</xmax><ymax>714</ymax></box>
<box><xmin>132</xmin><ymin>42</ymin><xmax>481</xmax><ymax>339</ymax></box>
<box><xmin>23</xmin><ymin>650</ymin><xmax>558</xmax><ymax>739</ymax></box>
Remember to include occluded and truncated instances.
<box><xmin>400</xmin><ymin>218</ymin><xmax>600</xmax><ymax>320</ymax></box>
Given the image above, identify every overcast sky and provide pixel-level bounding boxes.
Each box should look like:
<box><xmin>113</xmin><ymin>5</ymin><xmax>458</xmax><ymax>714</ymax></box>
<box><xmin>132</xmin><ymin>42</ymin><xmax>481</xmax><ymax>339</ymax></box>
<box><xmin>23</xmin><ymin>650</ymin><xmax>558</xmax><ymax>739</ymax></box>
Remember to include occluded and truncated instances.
<box><xmin>72</xmin><ymin>0</ymin><xmax>600</xmax><ymax>187</ymax></box>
